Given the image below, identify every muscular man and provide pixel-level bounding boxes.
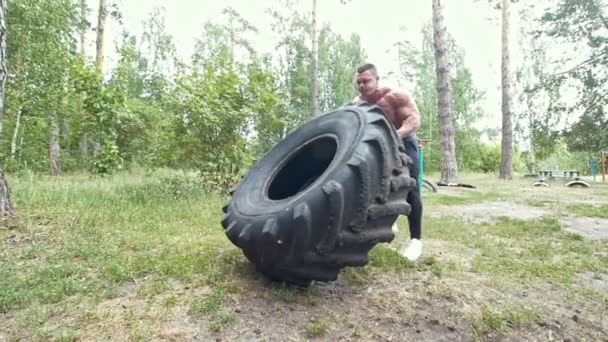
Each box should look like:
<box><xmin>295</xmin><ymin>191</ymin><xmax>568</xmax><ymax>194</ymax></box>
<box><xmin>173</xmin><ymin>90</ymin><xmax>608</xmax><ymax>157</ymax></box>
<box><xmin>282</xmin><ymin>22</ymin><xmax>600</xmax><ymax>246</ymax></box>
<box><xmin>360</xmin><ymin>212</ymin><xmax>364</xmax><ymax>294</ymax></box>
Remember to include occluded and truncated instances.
<box><xmin>353</xmin><ymin>63</ymin><xmax>423</xmax><ymax>261</ymax></box>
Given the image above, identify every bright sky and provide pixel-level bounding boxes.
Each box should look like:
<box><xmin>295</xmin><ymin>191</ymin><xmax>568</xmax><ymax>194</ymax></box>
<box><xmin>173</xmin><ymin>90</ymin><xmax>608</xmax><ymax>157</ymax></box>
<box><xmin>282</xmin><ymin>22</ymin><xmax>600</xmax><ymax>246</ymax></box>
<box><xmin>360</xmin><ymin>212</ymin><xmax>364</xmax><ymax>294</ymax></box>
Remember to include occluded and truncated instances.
<box><xmin>85</xmin><ymin>0</ymin><xmax>549</xmax><ymax>134</ymax></box>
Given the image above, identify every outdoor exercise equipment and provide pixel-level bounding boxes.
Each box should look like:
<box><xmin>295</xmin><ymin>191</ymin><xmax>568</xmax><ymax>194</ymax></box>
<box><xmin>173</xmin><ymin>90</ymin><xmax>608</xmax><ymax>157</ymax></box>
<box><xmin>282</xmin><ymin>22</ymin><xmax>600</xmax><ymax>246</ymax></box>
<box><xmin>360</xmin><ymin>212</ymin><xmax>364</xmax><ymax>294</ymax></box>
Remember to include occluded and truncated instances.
<box><xmin>416</xmin><ymin>137</ymin><xmax>475</xmax><ymax>189</ymax></box>
<box><xmin>416</xmin><ymin>138</ymin><xmax>437</xmax><ymax>192</ymax></box>
<box><xmin>602</xmin><ymin>151</ymin><xmax>607</xmax><ymax>182</ymax></box>
<box><xmin>590</xmin><ymin>157</ymin><xmax>599</xmax><ymax>182</ymax></box>
<box><xmin>533</xmin><ymin>169</ymin><xmax>591</xmax><ymax>188</ymax></box>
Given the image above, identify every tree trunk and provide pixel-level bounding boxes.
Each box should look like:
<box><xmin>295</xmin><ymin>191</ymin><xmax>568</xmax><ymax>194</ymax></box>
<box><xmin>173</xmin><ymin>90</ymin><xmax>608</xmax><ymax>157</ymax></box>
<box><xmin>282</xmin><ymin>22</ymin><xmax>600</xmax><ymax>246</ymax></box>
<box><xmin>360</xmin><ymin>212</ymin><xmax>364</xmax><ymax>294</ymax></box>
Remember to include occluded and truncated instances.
<box><xmin>80</xmin><ymin>0</ymin><xmax>89</xmax><ymax>167</ymax></box>
<box><xmin>95</xmin><ymin>0</ymin><xmax>106</xmax><ymax>74</ymax></box>
<box><xmin>311</xmin><ymin>0</ymin><xmax>319</xmax><ymax>116</ymax></box>
<box><xmin>528</xmin><ymin>108</ymin><xmax>537</xmax><ymax>174</ymax></box>
<box><xmin>10</xmin><ymin>108</ymin><xmax>22</xmax><ymax>159</ymax></box>
<box><xmin>49</xmin><ymin>114</ymin><xmax>61</xmax><ymax>176</ymax></box>
<box><xmin>0</xmin><ymin>0</ymin><xmax>14</xmax><ymax>215</ymax></box>
<box><xmin>499</xmin><ymin>0</ymin><xmax>514</xmax><ymax>179</ymax></box>
<box><xmin>80</xmin><ymin>132</ymin><xmax>89</xmax><ymax>167</ymax></box>
<box><xmin>0</xmin><ymin>0</ymin><xmax>5</xmax><ymax>141</ymax></box>
<box><xmin>80</xmin><ymin>0</ymin><xmax>87</xmax><ymax>57</ymax></box>
<box><xmin>527</xmin><ymin>94</ymin><xmax>537</xmax><ymax>174</ymax></box>
<box><xmin>432</xmin><ymin>0</ymin><xmax>458</xmax><ymax>183</ymax></box>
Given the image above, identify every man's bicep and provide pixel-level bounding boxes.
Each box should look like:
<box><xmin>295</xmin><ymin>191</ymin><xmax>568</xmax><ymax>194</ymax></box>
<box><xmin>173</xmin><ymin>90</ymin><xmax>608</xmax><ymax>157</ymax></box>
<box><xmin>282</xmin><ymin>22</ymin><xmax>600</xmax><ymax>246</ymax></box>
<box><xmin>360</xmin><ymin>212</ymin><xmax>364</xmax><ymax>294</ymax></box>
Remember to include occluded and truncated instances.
<box><xmin>395</xmin><ymin>93</ymin><xmax>418</xmax><ymax>118</ymax></box>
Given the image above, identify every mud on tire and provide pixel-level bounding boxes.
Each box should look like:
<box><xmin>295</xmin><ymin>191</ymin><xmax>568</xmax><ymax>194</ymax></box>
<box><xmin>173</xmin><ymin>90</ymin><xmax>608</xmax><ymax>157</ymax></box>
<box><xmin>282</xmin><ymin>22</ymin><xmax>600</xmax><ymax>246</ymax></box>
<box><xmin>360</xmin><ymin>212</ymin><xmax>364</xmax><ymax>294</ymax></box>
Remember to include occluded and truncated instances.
<box><xmin>221</xmin><ymin>104</ymin><xmax>416</xmax><ymax>285</ymax></box>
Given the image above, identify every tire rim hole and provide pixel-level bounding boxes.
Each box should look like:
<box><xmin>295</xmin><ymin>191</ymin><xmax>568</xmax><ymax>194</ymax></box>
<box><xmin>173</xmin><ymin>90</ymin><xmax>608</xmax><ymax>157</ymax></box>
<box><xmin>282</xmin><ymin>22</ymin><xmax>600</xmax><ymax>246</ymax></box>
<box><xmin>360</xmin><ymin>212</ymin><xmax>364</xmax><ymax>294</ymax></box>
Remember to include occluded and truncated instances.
<box><xmin>268</xmin><ymin>136</ymin><xmax>338</xmax><ymax>200</ymax></box>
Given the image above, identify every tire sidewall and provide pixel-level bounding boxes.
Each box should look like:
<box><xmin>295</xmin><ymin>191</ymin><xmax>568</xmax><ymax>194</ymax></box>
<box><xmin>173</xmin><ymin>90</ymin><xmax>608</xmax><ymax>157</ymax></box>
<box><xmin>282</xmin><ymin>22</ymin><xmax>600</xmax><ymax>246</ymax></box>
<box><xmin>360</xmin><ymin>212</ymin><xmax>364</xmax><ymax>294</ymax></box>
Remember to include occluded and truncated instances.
<box><xmin>233</xmin><ymin>107</ymin><xmax>367</xmax><ymax>217</ymax></box>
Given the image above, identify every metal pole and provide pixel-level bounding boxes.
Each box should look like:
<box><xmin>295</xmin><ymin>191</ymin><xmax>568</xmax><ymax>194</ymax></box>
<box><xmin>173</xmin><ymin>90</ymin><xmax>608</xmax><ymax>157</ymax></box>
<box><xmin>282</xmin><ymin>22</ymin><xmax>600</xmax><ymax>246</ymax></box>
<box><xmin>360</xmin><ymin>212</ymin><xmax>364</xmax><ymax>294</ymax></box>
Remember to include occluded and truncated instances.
<box><xmin>418</xmin><ymin>140</ymin><xmax>424</xmax><ymax>191</ymax></box>
<box><xmin>602</xmin><ymin>151</ymin><xmax>606</xmax><ymax>183</ymax></box>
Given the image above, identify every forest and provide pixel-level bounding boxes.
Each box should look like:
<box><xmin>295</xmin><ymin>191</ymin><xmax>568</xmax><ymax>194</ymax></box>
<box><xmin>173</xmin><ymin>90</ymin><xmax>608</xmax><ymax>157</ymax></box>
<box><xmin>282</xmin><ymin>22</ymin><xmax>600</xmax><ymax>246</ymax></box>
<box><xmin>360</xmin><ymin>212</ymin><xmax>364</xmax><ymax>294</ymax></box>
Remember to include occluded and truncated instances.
<box><xmin>0</xmin><ymin>0</ymin><xmax>605</xmax><ymax>192</ymax></box>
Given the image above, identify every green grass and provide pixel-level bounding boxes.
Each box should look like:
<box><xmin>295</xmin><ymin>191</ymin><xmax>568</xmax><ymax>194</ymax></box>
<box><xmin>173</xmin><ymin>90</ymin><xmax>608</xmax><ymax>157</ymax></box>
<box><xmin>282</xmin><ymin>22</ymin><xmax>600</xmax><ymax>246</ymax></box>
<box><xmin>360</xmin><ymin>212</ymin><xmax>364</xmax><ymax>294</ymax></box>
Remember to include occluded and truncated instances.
<box><xmin>566</xmin><ymin>203</ymin><xmax>608</xmax><ymax>218</ymax></box>
<box><xmin>269</xmin><ymin>285</ymin><xmax>299</xmax><ymax>303</ymax></box>
<box><xmin>0</xmin><ymin>172</ymin><xmax>245</xmax><ymax>338</ymax></box>
<box><xmin>470</xmin><ymin>303</ymin><xmax>541</xmax><ymax>339</ymax></box>
<box><xmin>424</xmin><ymin>215</ymin><xmax>608</xmax><ymax>286</ymax></box>
<box><xmin>526</xmin><ymin>199</ymin><xmax>554</xmax><ymax>207</ymax></box>
<box><xmin>368</xmin><ymin>245</ymin><xmax>415</xmax><ymax>271</ymax></box>
<box><xmin>305</xmin><ymin>316</ymin><xmax>330</xmax><ymax>337</ymax></box>
<box><xmin>422</xmin><ymin>190</ymin><xmax>504</xmax><ymax>206</ymax></box>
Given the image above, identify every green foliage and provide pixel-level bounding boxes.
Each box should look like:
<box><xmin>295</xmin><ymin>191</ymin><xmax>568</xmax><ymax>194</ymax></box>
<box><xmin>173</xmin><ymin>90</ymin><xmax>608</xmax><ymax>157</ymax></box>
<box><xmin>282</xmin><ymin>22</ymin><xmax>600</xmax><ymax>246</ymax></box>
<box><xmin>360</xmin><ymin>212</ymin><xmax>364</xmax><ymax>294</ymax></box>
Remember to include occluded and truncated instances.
<box><xmin>318</xmin><ymin>26</ymin><xmax>366</xmax><ymax>110</ymax></box>
<box><xmin>269</xmin><ymin>3</ymin><xmax>366</xmax><ymax>131</ymax></box>
<box><xmin>1</xmin><ymin>2</ymin><xmax>369</xmax><ymax>182</ymax></box>
<box><xmin>246</xmin><ymin>56</ymin><xmax>286</xmax><ymax>157</ymax></box>
<box><xmin>168</xmin><ymin>56</ymin><xmax>253</xmax><ymax>191</ymax></box>
<box><xmin>73</xmin><ymin>61</ymin><xmax>126</xmax><ymax>174</ymax></box>
<box><xmin>537</xmin><ymin>0</ymin><xmax>608</xmax><ymax>153</ymax></box>
<box><xmin>537</xmin><ymin>139</ymin><xmax>592</xmax><ymax>174</ymax></box>
<box><xmin>3</xmin><ymin>0</ymin><xmax>80</xmax><ymax>173</ymax></box>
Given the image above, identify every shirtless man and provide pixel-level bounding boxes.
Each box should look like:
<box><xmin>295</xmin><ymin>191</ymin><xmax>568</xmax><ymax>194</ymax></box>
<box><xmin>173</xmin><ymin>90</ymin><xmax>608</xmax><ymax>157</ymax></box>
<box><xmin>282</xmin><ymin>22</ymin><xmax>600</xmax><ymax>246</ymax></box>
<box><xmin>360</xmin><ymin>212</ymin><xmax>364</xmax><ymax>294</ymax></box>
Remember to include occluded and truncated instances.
<box><xmin>352</xmin><ymin>63</ymin><xmax>423</xmax><ymax>261</ymax></box>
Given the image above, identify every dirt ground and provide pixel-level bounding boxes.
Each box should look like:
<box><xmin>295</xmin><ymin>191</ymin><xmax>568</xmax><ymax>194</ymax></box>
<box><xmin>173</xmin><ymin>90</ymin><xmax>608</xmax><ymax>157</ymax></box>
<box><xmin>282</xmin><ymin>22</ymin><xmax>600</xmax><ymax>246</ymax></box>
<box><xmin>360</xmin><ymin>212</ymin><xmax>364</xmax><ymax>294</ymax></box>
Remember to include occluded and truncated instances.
<box><xmin>133</xmin><ymin>182</ymin><xmax>608</xmax><ymax>340</ymax></box>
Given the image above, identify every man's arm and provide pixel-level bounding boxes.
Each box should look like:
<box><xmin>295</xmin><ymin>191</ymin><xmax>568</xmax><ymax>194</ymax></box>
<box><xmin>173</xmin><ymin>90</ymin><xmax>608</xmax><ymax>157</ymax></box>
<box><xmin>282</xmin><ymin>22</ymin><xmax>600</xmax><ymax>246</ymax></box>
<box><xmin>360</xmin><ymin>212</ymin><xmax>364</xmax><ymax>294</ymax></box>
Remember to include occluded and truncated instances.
<box><xmin>393</xmin><ymin>92</ymin><xmax>420</xmax><ymax>138</ymax></box>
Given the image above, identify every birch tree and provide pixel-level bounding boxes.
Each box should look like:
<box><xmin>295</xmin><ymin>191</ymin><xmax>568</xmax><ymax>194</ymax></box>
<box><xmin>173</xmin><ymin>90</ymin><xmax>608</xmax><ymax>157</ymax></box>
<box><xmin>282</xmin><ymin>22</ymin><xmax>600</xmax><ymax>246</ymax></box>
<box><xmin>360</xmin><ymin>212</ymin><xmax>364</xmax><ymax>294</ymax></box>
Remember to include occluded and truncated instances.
<box><xmin>432</xmin><ymin>0</ymin><xmax>458</xmax><ymax>183</ymax></box>
<box><xmin>0</xmin><ymin>0</ymin><xmax>14</xmax><ymax>214</ymax></box>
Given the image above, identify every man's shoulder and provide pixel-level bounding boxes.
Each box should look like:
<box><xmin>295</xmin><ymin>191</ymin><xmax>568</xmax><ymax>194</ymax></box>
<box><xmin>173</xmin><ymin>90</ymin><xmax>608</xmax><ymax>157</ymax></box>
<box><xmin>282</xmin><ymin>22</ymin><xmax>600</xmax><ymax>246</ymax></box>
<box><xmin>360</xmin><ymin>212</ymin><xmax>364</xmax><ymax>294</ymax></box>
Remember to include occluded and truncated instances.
<box><xmin>382</xmin><ymin>88</ymin><xmax>413</xmax><ymax>105</ymax></box>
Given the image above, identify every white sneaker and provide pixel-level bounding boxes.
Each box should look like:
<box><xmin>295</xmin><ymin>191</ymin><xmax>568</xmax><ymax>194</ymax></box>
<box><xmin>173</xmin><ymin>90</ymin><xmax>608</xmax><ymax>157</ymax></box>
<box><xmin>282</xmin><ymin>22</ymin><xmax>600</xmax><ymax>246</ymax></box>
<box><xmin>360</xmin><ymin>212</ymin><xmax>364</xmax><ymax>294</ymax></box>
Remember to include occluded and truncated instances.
<box><xmin>400</xmin><ymin>238</ymin><xmax>422</xmax><ymax>261</ymax></box>
<box><xmin>391</xmin><ymin>223</ymin><xmax>399</xmax><ymax>235</ymax></box>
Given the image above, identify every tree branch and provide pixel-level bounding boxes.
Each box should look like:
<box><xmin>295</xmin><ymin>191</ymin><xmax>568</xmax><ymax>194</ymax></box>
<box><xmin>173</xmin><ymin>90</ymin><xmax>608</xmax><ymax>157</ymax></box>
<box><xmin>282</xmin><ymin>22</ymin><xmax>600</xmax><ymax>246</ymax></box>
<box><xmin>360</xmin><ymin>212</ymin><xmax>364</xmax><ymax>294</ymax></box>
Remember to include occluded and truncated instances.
<box><xmin>598</xmin><ymin>12</ymin><xmax>608</xmax><ymax>31</ymax></box>
<box><xmin>553</xmin><ymin>50</ymin><xmax>608</xmax><ymax>76</ymax></box>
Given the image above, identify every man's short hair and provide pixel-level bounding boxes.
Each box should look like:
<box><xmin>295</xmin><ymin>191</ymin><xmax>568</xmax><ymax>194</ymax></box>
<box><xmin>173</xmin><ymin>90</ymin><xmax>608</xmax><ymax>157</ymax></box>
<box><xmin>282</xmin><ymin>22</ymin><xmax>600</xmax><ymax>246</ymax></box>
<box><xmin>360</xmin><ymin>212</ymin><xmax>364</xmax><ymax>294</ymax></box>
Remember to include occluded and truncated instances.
<box><xmin>356</xmin><ymin>63</ymin><xmax>379</xmax><ymax>79</ymax></box>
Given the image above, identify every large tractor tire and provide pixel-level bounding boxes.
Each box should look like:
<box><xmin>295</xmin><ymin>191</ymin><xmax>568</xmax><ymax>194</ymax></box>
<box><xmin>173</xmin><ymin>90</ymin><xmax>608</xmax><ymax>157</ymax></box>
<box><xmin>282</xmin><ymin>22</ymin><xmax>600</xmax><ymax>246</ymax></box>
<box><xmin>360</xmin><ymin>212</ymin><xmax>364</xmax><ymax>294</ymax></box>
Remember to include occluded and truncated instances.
<box><xmin>220</xmin><ymin>104</ymin><xmax>416</xmax><ymax>285</ymax></box>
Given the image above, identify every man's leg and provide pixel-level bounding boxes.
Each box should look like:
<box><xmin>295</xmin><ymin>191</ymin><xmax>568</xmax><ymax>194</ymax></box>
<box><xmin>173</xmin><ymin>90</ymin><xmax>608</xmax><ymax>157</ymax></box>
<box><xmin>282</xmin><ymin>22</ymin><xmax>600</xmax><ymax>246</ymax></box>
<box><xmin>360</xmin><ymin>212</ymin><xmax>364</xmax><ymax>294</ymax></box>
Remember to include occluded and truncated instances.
<box><xmin>400</xmin><ymin>136</ymin><xmax>423</xmax><ymax>261</ymax></box>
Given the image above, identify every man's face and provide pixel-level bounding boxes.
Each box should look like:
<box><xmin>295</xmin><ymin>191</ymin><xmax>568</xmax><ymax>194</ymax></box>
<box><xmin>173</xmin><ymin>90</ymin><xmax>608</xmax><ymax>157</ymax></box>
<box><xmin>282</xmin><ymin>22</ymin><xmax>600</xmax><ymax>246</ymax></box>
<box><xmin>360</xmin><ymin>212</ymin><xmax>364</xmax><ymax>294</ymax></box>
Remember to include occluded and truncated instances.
<box><xmin>355</xmin><ymin>70</ymin><xmax>378</xmax><ymax>98</ymax></box>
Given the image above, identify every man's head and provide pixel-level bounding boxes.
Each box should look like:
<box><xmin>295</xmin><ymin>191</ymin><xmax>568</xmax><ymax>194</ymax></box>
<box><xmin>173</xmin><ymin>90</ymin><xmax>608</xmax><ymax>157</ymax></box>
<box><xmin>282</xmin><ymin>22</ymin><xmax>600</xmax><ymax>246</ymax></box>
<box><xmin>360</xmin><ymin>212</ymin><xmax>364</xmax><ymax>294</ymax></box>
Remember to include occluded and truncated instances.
<box><xmin>355</xmin><ymin>63</ymin><xmax>379</xmax><ymax>98</ymax></box>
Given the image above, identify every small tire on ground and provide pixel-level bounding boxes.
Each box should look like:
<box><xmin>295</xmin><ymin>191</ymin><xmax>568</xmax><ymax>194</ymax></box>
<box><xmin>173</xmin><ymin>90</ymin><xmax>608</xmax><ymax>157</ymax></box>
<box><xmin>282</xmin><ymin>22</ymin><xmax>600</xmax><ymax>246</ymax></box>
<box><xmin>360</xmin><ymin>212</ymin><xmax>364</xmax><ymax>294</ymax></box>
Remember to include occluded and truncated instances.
<box><xmin>565</xmin><ymin>180</ymin><xmax>590</xmax><ymax>188</ymax></box>
<box><xmin>532</xmin><ymin>181</ymin><xmax>550</xmax><ymax>187</ymax></box>
<box><xmin>423</xmin><ymin>179</ymin><xmax>437</xmax><ymax>192</ymax></box>
<box><xmin>221</xmin><ymin>104</ymin><xmax>416</xmax><ymax>285</ymax></box>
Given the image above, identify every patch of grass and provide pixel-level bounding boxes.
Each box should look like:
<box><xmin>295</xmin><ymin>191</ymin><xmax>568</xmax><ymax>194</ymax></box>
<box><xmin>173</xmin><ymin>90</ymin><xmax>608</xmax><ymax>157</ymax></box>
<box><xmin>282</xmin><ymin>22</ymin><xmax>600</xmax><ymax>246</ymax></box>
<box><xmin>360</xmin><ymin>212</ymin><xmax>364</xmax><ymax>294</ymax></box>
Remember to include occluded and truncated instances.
<box><xmin>423</xmin><ymin>216</ymin><xmax>473</xmax><ymax>242</ymax></box>
<box><xmin>480</xmin><ymin>306</ymin><xmax>508</xmax><ymax>332</ymax></box>
<box><xmin>426</xmin><ymin>215</ymin><xmax>608</xmax><ymax>287</ymax></box>
<box><xmin>566</xmin><ymin>204</ymin><xmax>608</xmax><ymax>218</ymax></box>
<box><xmin>137</xmin><ymin>277</ymin><xmax>169</xmax><ymax>297</ymax></box>
<box><xmin>469</xmin><ymin>307</ymin><xmax>506</xmax><ymax>339</ymax></box>
<box><xmin>342</xmin><ymin>267</ymin><xmax>371</xmax><ymax>285</ymax></box>
<box><xmin>368</xmin><ymin>245</ymin><xmax>415</xmax><ymax>271</ymax></box>
<box><xmin>305</xmin><ymin>317</ymin><xmax>330</xmax><ymax>337</ymax></box>
<box><xmin>1</xmin><ymin>172</ymin><xmax>245</xmax><ymax>325</ymax></box>
<box><xmin>188</xmin><ymin>286</ymin><xmax>237</xmax><ymax>333</ymax></box>
<box><xmin>423</xmin><ymin>190</ymin><xmax>503</xmax><ymax>206</ymax></box>
<box><xmin>189</xmin><ymin>287</ymin><xmax>225</xmax><ymax>316</ymax></box>
<box><xmin>526</xmin><ymin>199</ymin><xmax>554</xmax><ymax>207</ymax></box>
<box><xmin>503</xmin><ymin>304</ymin><xmax>541</xmax><ymax>328</ymax></box>
<box><xmin>427</xmin><ymin>283</ymin><xmax>457</xmax><ymax>301</ymax></box>
<box><xmin>161</xmin><ymin>295</ymin><xmax>177</xmax><ymax>310</ymax></box>
<box><xmin>270</xmin><ymin>285</ymin><xmax>299</xmax><ymax>303</ymax></box>
<box><xmin>57</xmin><ymin>332</ymin><xmax>78</xmax><ymax>342</ymax></box>
<box><xmin>420</xmin><ymin>256</ymin><xmax>443</xmax><ymax>277</ymax></box>
<box><xmin>470</xmin><ymin>303</ymin><xmax>541</xmax><ymax>339</ymax></box>
<box><xmin>209</xmin><ymin>310</ymin><xmax>235</xmax><ymax>333</ymax></box>
<box><xmin>124</xmin><ymin>307</ymin><xmax>154</xmax><ymax>341</ymax></box>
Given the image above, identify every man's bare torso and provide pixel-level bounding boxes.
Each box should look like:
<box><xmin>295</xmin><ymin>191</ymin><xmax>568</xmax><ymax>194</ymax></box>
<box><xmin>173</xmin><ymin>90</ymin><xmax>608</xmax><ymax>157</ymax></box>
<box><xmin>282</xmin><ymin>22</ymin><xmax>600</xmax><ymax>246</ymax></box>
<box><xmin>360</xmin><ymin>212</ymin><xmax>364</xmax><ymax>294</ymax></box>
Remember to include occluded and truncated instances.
<box><xmin>355</xmin><ymin>87</ymin><xmax>409</xmax><ymax>131</ymax></box>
